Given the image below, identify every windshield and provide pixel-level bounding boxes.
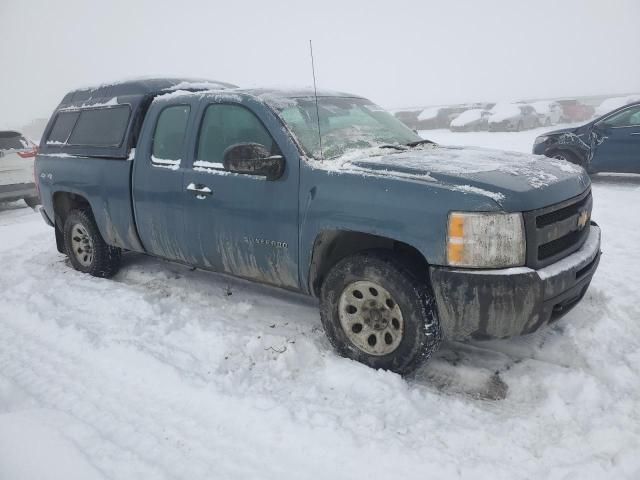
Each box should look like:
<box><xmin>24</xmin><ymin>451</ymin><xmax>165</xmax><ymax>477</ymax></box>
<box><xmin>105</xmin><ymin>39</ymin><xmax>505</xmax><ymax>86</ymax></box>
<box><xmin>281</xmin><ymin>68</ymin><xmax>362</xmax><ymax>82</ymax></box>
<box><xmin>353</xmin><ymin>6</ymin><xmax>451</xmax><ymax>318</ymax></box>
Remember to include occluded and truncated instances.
<box><xmin>274</xmin><ymin>97</ymin><xmax>422</xmax><ymax>160</ymax></box>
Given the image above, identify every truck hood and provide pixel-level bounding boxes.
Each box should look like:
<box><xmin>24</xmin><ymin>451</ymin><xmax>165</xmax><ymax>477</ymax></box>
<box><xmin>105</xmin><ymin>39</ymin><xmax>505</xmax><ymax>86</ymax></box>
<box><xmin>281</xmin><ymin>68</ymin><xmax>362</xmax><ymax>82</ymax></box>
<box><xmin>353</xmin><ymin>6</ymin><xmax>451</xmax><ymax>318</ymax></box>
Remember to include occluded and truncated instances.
<box><xmin>329</xmin><ymin>145</ymin><xmax>591</xmax><ymax>211</ymax></box>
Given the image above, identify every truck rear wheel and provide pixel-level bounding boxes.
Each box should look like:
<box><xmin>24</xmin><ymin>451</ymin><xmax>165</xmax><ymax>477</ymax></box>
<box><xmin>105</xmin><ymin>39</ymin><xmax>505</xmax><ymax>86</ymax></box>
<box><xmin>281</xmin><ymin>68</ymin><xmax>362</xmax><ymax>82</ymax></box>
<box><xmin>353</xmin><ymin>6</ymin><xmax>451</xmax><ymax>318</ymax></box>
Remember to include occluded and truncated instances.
<box><xmin>320</xmin><ymin>250</ymin><xmax>441</xmax><ymax>375</ymax></box>
<box><xmin>63</xmin><ymin>209</ymin><xmax>121</xmax><ymax>278</ymax></box>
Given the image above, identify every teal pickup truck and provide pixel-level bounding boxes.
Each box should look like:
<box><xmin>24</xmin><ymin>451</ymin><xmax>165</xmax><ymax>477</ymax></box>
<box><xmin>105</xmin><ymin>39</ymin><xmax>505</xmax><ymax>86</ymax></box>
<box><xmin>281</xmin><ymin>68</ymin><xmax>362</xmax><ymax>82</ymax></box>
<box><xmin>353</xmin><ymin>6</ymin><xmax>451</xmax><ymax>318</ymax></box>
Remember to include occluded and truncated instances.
<box><xmin>35</xmin><ymin>78</ymin><xmax>601</xmax><ymax>374</ymax></box>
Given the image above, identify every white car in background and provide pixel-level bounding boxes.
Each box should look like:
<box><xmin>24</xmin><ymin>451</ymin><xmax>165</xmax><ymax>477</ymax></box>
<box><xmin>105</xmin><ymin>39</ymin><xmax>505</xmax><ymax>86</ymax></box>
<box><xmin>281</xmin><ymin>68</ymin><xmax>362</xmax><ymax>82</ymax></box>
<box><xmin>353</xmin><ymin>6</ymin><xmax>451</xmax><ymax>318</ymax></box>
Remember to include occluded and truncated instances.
<box><xmin>449</xmin><ymin>109</ymin><xmax>491</xmax><ymax>131</ymax></box>
<box><xmin>529</xmin><ymin>100</ymin><xmax>563</xmax><ymax>126</ymax></box>
<box><xmin>0</xmin><ymin>130</ymin><xmax>39</xmax><ymax>207</ymax></box>
<box><xmin>488</xmin><ymin>103</ymin><xmax>540</xmax><ymax>131</ymax></box>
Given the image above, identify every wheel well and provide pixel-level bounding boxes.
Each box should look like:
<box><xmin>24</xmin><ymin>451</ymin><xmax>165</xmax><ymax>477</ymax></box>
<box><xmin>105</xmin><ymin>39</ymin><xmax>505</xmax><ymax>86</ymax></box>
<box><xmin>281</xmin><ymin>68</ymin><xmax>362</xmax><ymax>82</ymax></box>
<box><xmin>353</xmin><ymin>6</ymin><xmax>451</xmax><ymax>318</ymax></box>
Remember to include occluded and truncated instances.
<box><xmin>309</xmin><ymin>230</ymin><xmax>429</xmax><ymax>296</ymax></box>
<box><xmin>547</xmin><ymin>148</ymin><xmax>580</xmax><ymax>163</ymax></box>
<box><xmin>52</xmin><ymin>192</ymin><xmax>91</xmax><ymax>253</ymax></box>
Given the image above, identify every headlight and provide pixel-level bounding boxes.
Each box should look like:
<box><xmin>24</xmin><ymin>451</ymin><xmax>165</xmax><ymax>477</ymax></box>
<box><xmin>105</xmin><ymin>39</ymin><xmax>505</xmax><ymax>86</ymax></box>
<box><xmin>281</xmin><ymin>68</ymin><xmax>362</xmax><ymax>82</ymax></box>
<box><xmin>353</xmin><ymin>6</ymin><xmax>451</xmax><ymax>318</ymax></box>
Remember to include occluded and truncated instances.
<box><xmin>447</xmin><ymin>212</ymin><xmax>526</xmax><ymax>268</ymax></box>
<box><xmin>534</xmin><ymin>135</ymin><xmax>549</xmax><ymax>146</ymax></box>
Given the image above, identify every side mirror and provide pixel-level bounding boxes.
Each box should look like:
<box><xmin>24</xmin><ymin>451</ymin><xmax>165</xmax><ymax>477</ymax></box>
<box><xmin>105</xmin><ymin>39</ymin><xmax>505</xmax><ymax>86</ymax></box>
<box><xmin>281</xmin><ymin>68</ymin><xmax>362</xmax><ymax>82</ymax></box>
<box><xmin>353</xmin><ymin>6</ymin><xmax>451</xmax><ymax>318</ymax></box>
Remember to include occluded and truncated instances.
<box><xmin>222</xmin><ymin>143</ymin><xmax>285</xmax><ymax>180</ymax></box>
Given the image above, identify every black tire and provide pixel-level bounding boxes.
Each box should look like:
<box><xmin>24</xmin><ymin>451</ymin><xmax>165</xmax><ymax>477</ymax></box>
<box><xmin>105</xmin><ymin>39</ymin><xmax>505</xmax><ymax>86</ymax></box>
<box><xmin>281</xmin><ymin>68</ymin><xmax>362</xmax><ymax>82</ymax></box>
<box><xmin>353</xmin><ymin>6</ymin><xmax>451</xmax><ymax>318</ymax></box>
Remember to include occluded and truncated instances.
<box><xmin>320</xmin><ymin>250</ymin><xmax>441</xmax><ymax>375</ymax></box>
<box><xmin>63</xmin><ymin>209</ymin><xmax>121</xmax><ymax>278</ymax></box>
<box><xmin>24</xmin><ymin>196</ymin><xmax>40</xmax><ymax>208</ymax></box>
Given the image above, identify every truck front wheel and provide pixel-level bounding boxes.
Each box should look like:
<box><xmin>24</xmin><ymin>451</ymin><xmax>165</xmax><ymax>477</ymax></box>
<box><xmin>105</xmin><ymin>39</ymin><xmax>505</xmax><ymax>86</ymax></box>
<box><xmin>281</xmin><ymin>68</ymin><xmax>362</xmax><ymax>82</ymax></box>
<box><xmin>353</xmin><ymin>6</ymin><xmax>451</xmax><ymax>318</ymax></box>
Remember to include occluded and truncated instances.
<box><xmin>63</xmin><ymin>209</ymin><xmax>121</xmax><ymax>278</ymax></box>
<box><xmin>320</xmin><ymin>250</ymin><xmax>441</xmax><ymax>375</ymax></box>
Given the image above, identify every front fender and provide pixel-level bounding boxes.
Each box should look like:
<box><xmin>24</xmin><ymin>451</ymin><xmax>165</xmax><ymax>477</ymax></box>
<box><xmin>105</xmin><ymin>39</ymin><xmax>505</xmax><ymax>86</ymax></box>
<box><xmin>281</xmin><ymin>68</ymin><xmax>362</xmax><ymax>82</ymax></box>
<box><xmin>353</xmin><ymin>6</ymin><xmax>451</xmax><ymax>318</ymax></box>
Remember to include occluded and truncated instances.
<box><xmin>298</xmin><ymin>165</ymin><xmax>500</xmax><ymax>294</ymax></box>
<box><xmin>545</xmin><ymin>131</ymin><xmax>591</xmax><ymax>163</ymax></box>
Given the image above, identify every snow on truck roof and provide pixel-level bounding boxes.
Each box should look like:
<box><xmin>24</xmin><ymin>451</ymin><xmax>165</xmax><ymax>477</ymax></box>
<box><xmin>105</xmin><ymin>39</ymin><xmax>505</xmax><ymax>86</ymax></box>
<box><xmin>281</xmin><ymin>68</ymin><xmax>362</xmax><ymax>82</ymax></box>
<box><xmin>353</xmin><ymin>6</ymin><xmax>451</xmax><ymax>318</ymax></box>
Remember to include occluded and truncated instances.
<box><xmin>59</xmin><ymin>78</ymin><xmax>364</xmax><ymax>112</ymax></box>
<box><xmin>153</xmin><ymin>87</ymin><xmax>366</xmax><ymax>109</ymax></box>
<box><xmin>59</xmin><ymin>78</ymin><xmax>239</xmax><ymax>107</ymax></box>
<box><xmin>238</xmin><ymin>87</ymin><xmax>362</xmax><ymax>99</ymax></box>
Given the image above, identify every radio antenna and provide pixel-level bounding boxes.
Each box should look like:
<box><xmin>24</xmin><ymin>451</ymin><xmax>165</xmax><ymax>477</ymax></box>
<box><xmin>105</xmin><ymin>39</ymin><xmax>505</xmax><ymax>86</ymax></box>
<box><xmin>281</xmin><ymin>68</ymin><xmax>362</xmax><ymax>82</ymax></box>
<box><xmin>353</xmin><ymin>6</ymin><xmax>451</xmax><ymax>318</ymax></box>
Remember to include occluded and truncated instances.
<box><xmin>309</xmin><ymin>40</ymin><xmax>323</xmax><ymax>161</ymax></box>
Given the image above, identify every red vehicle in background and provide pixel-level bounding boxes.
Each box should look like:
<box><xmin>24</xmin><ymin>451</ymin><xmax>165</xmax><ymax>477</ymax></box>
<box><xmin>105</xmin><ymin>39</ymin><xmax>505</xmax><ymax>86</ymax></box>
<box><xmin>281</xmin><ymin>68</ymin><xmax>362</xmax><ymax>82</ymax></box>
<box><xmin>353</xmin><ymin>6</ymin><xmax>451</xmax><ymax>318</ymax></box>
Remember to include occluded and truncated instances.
<box><xmin>557</xmin><ymin>99</ymin><xmax>595</xmax><ymax>123</ymax></box>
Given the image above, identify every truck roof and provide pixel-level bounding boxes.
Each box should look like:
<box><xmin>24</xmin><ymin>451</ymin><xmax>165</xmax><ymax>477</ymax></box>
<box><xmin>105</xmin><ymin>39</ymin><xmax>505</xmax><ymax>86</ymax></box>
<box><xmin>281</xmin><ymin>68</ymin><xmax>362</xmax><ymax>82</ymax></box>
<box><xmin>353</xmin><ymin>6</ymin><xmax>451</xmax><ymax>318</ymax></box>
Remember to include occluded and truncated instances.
<box><xmin>59</xmin><ymin>77</ymin><xmax>238</xmax><ymax>108</ymax></box>
<box><xmin>236</xmin><ymin>87</ymin><xmax>363</xmax><ymax>100</ymax></box>
<box><xmin>41</xmin><ymin>82</ymin><xmax>366</xmax><ymax>160</ymax></box>
<box><xmin>154</xmin><ymin>87</ymin><xmax>365</xmax><ymax>105</ymax></box>
<box><xmin>153</xmin><ymin>87</ymin><xmax>366</xmax><ymax>110</ymax></box>
<box><xmin>42</xmin><ymin>78</ymin><xmax>239</xmax><ymax>158</ymax></box>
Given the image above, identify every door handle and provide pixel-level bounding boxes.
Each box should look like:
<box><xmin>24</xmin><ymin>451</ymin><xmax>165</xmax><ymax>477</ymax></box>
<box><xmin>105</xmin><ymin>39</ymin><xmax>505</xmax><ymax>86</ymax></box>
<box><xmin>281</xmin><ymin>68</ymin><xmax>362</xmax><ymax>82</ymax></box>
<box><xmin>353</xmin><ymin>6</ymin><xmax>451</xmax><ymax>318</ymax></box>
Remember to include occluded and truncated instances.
<box><xmin>186</xmin><ymin>182</ymin><xmax>212</xmax><ymax>199</ymax></box>
<box><xmin>630</xmin><ymin>132</ymin><xmax>640</xmax><ymax>136</ymax></box>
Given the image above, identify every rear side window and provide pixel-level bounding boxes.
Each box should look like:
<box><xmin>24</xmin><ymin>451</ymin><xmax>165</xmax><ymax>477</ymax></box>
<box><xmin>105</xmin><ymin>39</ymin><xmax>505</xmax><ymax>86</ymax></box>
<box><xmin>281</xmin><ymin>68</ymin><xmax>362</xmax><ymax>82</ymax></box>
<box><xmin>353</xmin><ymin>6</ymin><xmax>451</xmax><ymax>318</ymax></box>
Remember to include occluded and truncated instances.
<box><xmin>0</xmin><ymin>131</ymin><xmax>29</xmax><ymax>150</ymax></box>
<box><xmin>46</xmin><ymin>112</ymin><xmax>79</xmax><ymax>144</ymax></box>
<box><xmin>152</xmin><ymin>105</ymin><xmax>190</xmax><ymax>161</ymax></box>
<box><xmin>67</xmin><ymin>106</ymin><xmax>130</xmax><ymax>146</ymax></box>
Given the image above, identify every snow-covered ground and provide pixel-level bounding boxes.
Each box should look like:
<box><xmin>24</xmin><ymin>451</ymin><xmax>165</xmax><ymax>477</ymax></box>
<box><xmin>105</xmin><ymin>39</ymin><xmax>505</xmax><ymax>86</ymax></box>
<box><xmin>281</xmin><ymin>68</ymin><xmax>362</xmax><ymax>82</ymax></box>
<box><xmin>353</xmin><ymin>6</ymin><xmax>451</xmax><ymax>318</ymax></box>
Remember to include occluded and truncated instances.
<box><xmin>1</xmin><ymin>129</ymin><xmax>639</xmax><ymax>479</ymax></box>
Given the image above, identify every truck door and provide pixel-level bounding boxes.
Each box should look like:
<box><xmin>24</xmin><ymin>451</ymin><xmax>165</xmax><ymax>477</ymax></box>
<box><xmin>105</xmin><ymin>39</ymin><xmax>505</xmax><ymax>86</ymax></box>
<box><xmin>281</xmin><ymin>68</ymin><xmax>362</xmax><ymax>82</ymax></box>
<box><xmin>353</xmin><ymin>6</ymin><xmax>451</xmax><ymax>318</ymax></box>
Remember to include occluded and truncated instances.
<box><xmin>591</xmin><ymin>104</ymin><xmax>640</xmax><ymax>173</ymax></box>
<box><xmin>181</xmin><ymin>99</ymin><xmax>300</xmax><ymax>289</ymax></box>
<box><xmin>132</xmin><ymin>102</ymin><xmax>194</xmax><ymax>262</ymax></box>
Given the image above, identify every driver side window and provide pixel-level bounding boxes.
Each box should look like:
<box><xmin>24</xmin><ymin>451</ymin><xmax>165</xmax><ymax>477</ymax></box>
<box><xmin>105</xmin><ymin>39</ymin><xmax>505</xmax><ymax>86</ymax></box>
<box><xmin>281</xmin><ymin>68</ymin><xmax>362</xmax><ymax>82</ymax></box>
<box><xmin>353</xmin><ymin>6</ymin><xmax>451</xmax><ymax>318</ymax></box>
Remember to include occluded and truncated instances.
<box><xmin>630</xmin><ymin>110</ymin><xmax>640</xmax><ymax>126</ymax></box>
<box><xmin>196</xmin><ymin>104</ymin><xmax>278</xmax><ymax>165</ymax></box>
<box><xmin>602</xmin><ymin>105</ymin><xmax>640</xmax><ymax>128</ymax></box>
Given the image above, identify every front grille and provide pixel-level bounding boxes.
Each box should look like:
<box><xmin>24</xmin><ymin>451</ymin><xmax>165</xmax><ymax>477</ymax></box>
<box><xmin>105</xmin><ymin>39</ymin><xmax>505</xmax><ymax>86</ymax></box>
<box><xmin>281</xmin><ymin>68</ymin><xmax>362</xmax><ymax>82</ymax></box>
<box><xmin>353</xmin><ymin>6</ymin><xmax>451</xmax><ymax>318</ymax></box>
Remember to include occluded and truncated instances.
<box><xmin>538</xmin><ymin>229</ymin><xmax>585</xmax><ymax>260</ymax></box>
<box><xmin>524</xmin><ymin>189</ymin><xmax>592</xmax><ymax>269</ymax></box>
<box><xmin>536</xmin><ymin>200</ymin><xmax>585</xmax><ymax>228</ymax></box>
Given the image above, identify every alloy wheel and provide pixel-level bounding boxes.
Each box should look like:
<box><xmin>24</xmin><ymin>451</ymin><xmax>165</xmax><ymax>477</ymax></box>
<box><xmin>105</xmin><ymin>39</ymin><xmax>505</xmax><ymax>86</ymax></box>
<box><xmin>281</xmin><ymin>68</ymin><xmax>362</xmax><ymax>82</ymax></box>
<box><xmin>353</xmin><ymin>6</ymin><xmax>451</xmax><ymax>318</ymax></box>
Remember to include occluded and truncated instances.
<box><xmin>338</xmin><ymin>280</ymin><xmax>404</xmax><ymax>356</ymax></box>
<box><xmin>70</xmin><ymin>223</ymin><xmax>94</xmax><ymax>267</ymax></box>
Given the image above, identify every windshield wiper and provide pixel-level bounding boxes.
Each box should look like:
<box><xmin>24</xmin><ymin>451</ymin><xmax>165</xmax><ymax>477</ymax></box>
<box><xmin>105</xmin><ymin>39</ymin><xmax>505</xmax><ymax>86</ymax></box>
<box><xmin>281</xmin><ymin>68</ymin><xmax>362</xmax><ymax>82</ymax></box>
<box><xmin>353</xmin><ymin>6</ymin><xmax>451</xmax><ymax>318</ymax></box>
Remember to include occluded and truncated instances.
<box><xmin>406</xmin><ymin>139</ymin><xmax>437</xmax><ymax>148</ymax></box>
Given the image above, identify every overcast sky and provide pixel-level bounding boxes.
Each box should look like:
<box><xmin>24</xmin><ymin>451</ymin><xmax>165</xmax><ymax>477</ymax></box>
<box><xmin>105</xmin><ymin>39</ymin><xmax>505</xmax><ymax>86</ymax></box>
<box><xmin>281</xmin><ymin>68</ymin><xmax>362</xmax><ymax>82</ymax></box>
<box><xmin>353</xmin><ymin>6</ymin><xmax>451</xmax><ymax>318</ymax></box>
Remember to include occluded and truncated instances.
<box><xmin>1</xmin><ymin>0</ymin><xmax>639</xmax><ymax>127</ymax></box>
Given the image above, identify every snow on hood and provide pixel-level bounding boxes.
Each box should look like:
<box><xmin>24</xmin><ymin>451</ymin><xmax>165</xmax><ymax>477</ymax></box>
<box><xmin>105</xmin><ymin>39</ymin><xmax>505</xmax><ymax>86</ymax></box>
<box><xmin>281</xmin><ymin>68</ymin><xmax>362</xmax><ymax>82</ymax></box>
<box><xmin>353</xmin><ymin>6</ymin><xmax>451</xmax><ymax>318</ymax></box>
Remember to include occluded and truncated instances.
<box><xmin>312</xmin><ymin>144</ymin><xmax>589</xmax><ymax>210</ymax></box>
<box><xmin>451</xmin><ymin>109</ymin><xmax>484</xmax><ymax>127</ymax></box>
<box><xmin>488</xmin><ymin>104</ymin><xmax>521</xmax><ymax>123</ymax></box>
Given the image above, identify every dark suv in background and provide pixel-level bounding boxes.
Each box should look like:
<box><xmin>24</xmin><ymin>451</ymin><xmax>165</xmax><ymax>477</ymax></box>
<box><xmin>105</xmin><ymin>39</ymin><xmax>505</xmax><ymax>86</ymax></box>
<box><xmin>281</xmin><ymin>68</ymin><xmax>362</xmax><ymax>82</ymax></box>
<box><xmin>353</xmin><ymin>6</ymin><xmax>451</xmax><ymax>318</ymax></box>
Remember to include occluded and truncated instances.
<box><xmin>533</xmin><ymin>101</ymin><xmax>640</xmax><ymax>174</ymax></box>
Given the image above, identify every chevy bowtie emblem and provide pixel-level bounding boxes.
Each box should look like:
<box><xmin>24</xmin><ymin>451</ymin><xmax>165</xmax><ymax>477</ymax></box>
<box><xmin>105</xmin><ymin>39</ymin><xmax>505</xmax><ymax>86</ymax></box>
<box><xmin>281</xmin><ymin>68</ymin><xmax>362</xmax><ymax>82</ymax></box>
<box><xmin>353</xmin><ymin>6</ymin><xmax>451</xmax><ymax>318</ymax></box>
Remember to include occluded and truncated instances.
<box><xmin>577</xmin><ymin>210</ymin><xmax>590</xmax><ymax>230</ymax></box>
